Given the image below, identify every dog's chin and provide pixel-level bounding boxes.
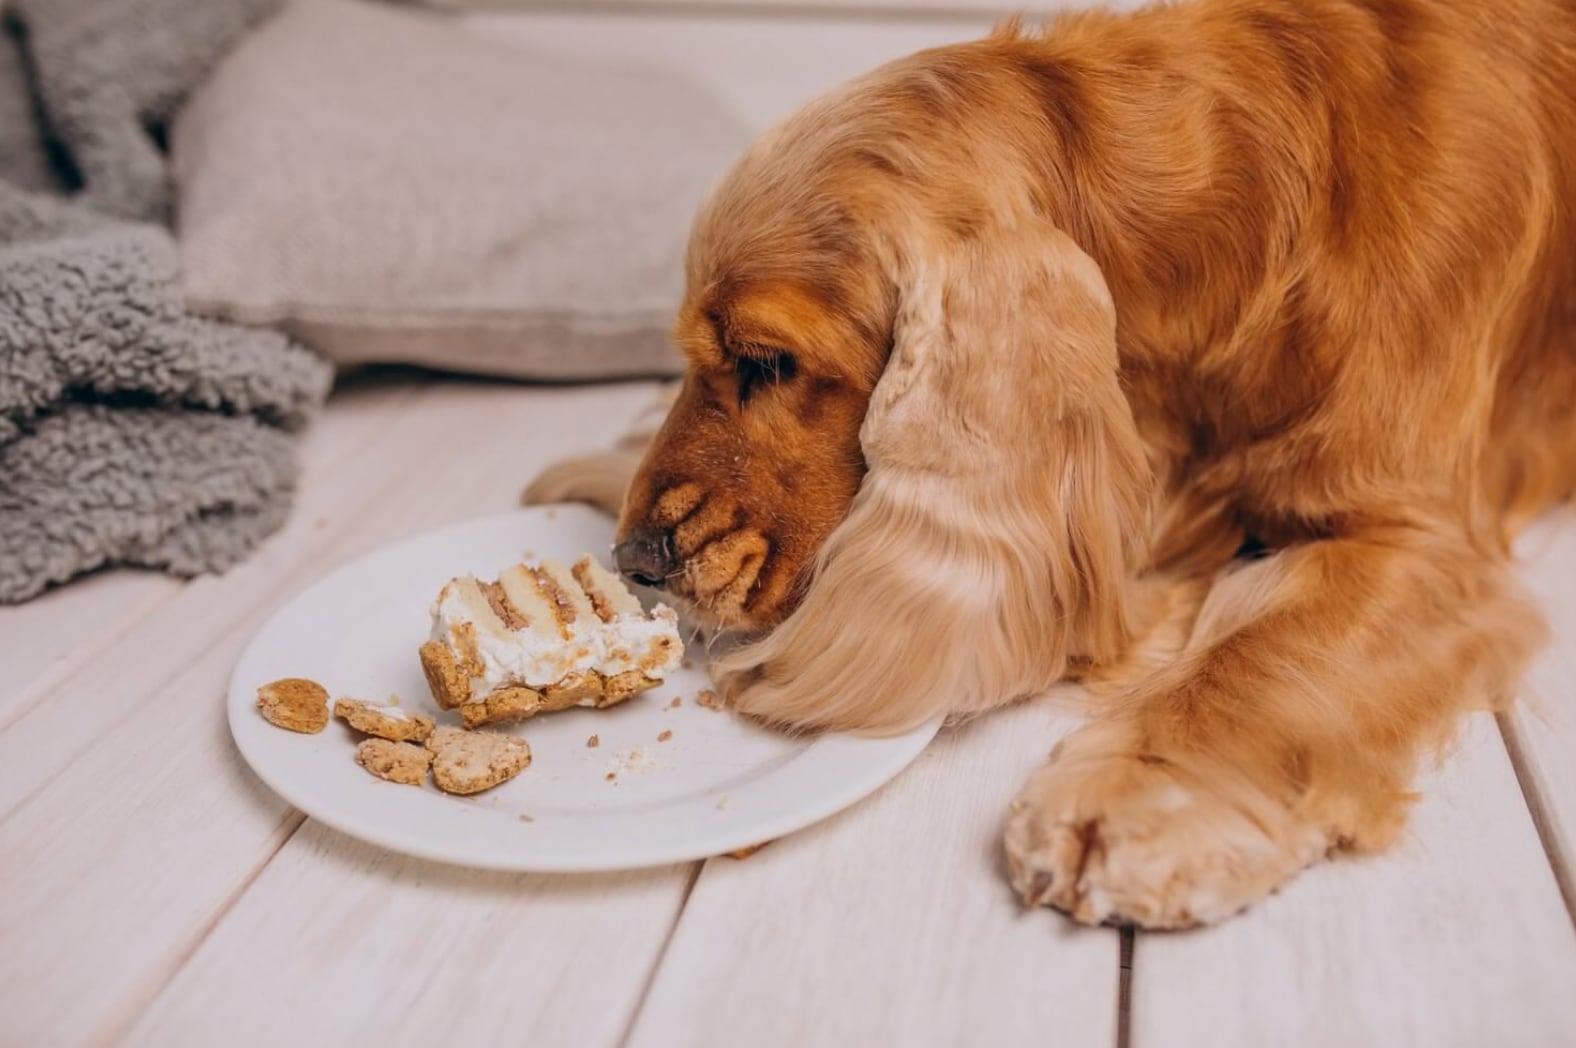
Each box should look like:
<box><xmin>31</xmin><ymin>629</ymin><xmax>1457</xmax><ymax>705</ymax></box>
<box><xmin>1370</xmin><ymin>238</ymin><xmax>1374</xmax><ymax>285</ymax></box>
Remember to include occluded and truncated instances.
<box><xmin>666</xmin><ymin>592</ymin><xmax>775</xmax><ymax>638</ymax></box>
<box><xmin>660</xmin><ymin>566</ymin><xmax>804</xmax><ymax>639</ymax></box>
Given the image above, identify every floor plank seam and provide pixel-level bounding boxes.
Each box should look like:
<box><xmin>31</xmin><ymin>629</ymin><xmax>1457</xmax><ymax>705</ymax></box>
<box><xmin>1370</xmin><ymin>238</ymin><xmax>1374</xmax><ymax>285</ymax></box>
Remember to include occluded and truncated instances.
<box><xmin>0</xmin><ymin>607</ymin><xmax>285</xmax><ymax>825</ymax></box>
<box><xmin>98</xmin><ymin>809</ymin><xmax>309</xmax><ymax>1046</ymax></box>
<box><xmin>616</xmin><ymin>860</ymin><xmax>706</xmax><ymax>1048</ymax></box>
<box><xmin>1117</xmin><ymin>926</ymin><xmax>1134</xmax><ymax>1048</ymax></box>
<box><xmin>0</xmin><ymin>579</ymin><xmax>185</xmax><ymax>736</ymax></box>
<box><xmin>1495</xmin><ymin>710</ymin><xmax>1576</xmax><ymax>930</ymax></box>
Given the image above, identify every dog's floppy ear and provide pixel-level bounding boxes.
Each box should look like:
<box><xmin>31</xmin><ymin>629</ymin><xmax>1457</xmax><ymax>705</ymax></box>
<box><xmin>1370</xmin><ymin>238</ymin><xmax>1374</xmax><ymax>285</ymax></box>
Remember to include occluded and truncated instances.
<box><xmin>713</xmin><ymin>220</ymin><xmax>1153</xmax><ymax>733</ymax></box>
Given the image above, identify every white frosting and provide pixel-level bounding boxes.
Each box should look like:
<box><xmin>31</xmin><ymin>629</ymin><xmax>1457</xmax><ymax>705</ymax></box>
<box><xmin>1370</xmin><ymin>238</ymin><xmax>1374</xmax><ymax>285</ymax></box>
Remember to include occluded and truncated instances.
<box><xmin>376</xmin><ymin>705</ymin><xmax>412</xmax><ymax>722</ymax></box>
<box><xmin>431</xmin><ymin>585</ymin><xmax>682</xmax><ymax>698</ymax></box>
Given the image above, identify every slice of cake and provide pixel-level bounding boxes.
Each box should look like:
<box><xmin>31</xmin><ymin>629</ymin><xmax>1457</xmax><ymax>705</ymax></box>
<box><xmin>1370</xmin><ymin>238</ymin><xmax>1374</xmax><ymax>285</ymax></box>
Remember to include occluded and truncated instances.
<box><xmin>418</xmin><ymin>555</ymin><xmax>683</xmax><ymax>727</ymax></box>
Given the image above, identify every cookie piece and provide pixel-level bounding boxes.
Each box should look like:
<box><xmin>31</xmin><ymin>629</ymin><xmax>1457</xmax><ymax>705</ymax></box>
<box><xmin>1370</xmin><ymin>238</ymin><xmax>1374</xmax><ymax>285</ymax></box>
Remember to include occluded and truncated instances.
<box><xmin>256</xmin><ymin>677</ymin><xmax>330</xmax><ymax>733</ymax></box>
<box><xmin>418</xmin><ymin>640</ymin><xmax>470</xmax><ymax>709</ymax></box>
<box><xmin>355</xmin><ymin>738</ymin><xmax>431</xmax><ymax>786</ymax></box>
<box><xmin>426</xmin><ymin>726</ymin><xmax>532</xmax><ymax>795</ymax></box>
<box><xmin>454</xmin><ymin>670</ymin><xmax>660</xmax><ymax>728</ymax></box>
<box><xmin>334</xmin><ymin>698</ymin><xmax>434</xmax><ymax>743</ymax></box>
<box><xmin>457</xmin><ymin>685</ymin><xmax>546</xmax><ymax>729</ymax></box>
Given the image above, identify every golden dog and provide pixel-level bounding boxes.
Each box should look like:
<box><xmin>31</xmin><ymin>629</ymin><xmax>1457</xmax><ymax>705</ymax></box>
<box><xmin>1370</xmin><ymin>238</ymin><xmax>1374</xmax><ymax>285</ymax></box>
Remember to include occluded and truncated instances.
<box><xmin>527</xmin><ymin>0</ymin><xmax>1576</xmax><ymax>927</ymax></box>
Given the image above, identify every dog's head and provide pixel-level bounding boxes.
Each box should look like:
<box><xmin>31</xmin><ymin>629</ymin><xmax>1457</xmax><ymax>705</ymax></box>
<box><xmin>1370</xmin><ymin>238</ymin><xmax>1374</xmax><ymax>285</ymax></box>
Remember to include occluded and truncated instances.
<box><xmin>612</xmin><ymin>135</ymin><xmax>893</xmax><ymax>632</ymax></box>
<box><xmin>615</xmin><ymin>40</ymin><xmax>1155</xmax><ymax>730</ymax></box>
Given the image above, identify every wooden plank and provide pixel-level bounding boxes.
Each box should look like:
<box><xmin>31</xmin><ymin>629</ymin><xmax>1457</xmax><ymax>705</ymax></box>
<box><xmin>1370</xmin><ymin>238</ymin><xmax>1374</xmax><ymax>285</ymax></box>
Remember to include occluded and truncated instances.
<box><xmin>123</xmin><ymin>823</ymin><xmax>694</xmax><ymax>1048</ymax></box>
<box><xmin>0</xmin><ymin>573</ymin><xmax>180</xmax><ymax>725</ymax></box>
<box><xmin>1130</xmin><ymin>713</ymin><xmax>1576</xmax><ymax>1048</ymax></box>
<box><xmin>0</xmin><ymin>374</ymin><xmax>411</xmax><ymax>732</ymax></box>
<box><xmin>627</xmin><ymin>693</ymin><xmax>1121</xmax><ymax>1048</ymax></box>
<box><xmin>0</xmin><ymin>379</ymin><xmax>661</xmax><ymax>1045</ymax></box>
<box><xmin>1503</xmin><ymin>509</ymin><xmax>1576</xmax><ymax>916</ymax></box>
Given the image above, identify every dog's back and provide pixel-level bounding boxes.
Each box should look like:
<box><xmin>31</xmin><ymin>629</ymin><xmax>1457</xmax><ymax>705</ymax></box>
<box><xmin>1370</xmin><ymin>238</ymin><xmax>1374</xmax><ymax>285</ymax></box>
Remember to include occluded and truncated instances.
<box><xmin>973</xmin><ymin>0</ymin><xmax>1576</xmax><ymax>541</ymax></box>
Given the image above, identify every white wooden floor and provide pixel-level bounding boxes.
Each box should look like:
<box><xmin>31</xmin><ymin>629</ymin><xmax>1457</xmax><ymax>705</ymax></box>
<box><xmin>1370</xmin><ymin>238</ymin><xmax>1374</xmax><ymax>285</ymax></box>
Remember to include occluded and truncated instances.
<box><xmin>2</xmin><ymin>4</ymin><xmax>1573</xmax><ymax>1045</ymax></box>
<box><xmin>0</xmin><ymin>372</ymin><xmax>1573</xmax><ymax>1048</ymax></box>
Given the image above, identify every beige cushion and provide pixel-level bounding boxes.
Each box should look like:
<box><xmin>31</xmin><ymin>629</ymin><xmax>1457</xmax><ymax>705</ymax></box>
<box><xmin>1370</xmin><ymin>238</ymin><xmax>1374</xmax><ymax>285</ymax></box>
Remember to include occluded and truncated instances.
<box><xmin>172</xmin><ymin>0</ymin><xmax>747</xmax><ymax>379</ymax></box>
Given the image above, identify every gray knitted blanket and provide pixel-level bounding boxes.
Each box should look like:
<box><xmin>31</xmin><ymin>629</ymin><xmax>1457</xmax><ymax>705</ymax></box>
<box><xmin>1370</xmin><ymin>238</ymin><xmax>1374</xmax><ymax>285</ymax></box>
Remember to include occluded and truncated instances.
<box><xmin>0</xmin><ymin>0</ymin><xmax>332</xmax><ymax>603</ymax></box>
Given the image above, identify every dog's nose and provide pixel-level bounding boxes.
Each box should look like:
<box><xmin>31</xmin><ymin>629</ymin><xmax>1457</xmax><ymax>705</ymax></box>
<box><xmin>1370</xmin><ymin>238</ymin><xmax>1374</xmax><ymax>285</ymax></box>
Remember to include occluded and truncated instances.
<box><xmin>614</xmin><ymin>526</ymin><xmax>677</xmax><ymax>588</ymax></box>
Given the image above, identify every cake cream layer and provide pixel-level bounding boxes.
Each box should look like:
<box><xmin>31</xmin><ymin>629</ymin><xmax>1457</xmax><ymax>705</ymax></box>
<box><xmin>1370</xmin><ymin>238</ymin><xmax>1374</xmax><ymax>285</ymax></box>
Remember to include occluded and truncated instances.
<box><xmin>429</xmin><ymin>555</ymin><xmax>682</xmax><ymax>701</ymax></box>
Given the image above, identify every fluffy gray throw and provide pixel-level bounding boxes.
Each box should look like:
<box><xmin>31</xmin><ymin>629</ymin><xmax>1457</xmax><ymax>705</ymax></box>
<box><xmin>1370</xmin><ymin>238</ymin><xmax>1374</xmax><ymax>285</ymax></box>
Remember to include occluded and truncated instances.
<box><xmin>0</xmin><ymin>0</ymin><xmax>332</xmax><ymax>603</ymax></box>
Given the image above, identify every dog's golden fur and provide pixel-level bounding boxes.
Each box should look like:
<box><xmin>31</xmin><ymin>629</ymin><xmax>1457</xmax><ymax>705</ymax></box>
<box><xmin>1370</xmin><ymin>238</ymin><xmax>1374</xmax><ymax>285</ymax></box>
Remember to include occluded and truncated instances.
<box><xmin>526</xmin><ymin>0</ymin><xmax>1576</xmax><ymax>927</ymax></box>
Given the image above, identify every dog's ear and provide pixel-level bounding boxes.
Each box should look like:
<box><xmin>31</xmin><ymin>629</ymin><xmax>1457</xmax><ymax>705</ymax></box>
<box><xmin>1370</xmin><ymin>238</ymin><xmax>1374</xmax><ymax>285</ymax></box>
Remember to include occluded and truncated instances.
<box><xmin>712</xmin><ymin>220</ymin><xmax>1153</xmax><ymax>732</ymax></box>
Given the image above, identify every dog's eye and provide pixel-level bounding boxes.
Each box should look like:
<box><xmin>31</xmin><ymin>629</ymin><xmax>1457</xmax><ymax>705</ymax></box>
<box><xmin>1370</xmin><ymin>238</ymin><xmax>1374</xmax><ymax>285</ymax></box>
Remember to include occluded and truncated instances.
<box><xmin>734</xmin><ymin>349</ymin><xmax>797</xmax><ymax>405</ymax></box>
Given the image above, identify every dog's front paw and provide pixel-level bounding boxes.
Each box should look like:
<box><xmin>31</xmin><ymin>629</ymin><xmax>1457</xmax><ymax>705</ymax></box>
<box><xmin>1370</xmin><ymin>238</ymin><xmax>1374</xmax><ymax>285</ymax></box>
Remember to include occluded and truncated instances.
<box><xmin>1003</xmin><ymin>747</ymin><xmax>1328</xmax><ymax>929</ymax></box>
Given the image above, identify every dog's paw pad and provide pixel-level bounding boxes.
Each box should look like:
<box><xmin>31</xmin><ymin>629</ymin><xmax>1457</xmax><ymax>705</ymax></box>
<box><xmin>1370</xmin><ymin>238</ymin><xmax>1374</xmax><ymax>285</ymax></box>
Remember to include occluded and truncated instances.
<box><xmin>1004</xmin><ymin>752</ymin><xmax>1326</xmax><ymax>929</ymax></box>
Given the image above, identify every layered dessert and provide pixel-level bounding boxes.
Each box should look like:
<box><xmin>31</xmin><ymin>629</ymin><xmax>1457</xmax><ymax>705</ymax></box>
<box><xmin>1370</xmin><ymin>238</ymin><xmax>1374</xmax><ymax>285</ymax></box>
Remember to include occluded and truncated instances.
<box><xmin>418</xmin><ymin>555</ymin><xmax>682</xmax><ymax>727</ymax></box>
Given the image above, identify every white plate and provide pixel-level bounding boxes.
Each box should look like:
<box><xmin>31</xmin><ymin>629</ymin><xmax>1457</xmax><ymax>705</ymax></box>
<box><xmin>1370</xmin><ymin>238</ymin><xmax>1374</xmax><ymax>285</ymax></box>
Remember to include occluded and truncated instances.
<box><xmin>228</xmin><ymin>506</ymin><xmax>938</xmax><ymax>872</ymax></box>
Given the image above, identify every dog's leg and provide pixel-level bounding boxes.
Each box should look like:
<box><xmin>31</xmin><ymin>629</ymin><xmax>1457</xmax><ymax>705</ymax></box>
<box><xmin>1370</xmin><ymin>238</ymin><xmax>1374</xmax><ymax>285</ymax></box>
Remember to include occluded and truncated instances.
<box><xmin>520</xmin><ymin>383</ymin><xmax>679</xmax><ymax>517</ymax></box>
<box><xmin>1004</xmin><ymin>523</ymin><xmax>1545</xmax><ymax>928</ymax></box>
<box><xmin>520</xmin><ymin>448</ymin><xmax>644</xmax><ymax>518</ymax></box>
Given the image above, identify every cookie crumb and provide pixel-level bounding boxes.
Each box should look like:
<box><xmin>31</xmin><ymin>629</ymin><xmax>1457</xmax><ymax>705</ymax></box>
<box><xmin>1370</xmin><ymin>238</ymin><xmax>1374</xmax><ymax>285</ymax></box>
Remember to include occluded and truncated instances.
<box><xmin>587</xmin><ymin>734</ymin><xmax>600</xmax><ymax>748</ymax></box>
<box><xmin>517</xmin><ymin>813</ymin><xmax>535</xmax><ymax>823</ymax></box>
<box><xmin>669</xmin><ymin>696</ymin><xmax>682</xmax><ymax>708</ymax></box>
<box><xmin>726</xmin><ymin>842</ymin><xmax>769</xmax><ymax>860</ymax></box>
<box><xmin>606</xmin><ymin>748</ymin><xmax>657</xmax><ymax>776</ymax></box>
<box><xmin>605</xmin><ymin>772</ymin><xmax>616</xmax><ymax>781</ymax></box>
<box><xmin>697</xmin><ymin>689</ymin><xmax>723</xmax><ymax>711</ymax></box>
<box><xmin>658</xmin><ymin>730</ymin><xmax>672</xmax><ymax>742</ymax></box>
